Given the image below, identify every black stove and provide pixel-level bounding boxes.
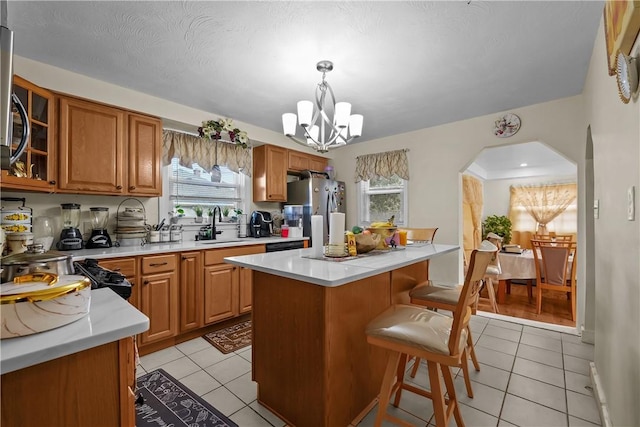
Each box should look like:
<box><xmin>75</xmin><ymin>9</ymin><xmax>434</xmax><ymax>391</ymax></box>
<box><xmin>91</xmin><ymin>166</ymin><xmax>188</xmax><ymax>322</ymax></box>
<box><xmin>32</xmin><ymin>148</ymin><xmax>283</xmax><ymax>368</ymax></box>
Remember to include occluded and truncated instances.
<box><xmin>74</xmin><ymin>258</ymin><xmax>132</xmax><ymax>300</ymax></box>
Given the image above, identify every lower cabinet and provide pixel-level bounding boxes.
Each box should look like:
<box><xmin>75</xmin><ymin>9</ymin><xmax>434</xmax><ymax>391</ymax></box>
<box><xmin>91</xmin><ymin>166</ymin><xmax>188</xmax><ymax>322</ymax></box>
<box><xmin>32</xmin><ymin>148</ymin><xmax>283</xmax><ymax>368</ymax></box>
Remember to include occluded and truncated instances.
<box><xmin>1</xmin><ymin>337</ymin><xmax>136</xmax><ymax>426</ymax></box>
<box><xmin>98</xmin><ymin>257</ymin><xmax>138</xmax><ymax>309</ymax></box>
<box><xmin>139</xmin><ymin>254</ymin><xmax>178</xmax><ymax>345</ymax></box>
<box><xmin>204</xmin><ymin>263</ymin><xmax>238</xmax><ymax>324</ymax></box>
<box><xmin>179</xmin><ymin>251</ymin><xmax>203</xmax><ymax>332</ymax></box>
<box><xmin>239</xmin><ymin>266</ymin><xmax>253</xmax><ymax>314</ymax></box>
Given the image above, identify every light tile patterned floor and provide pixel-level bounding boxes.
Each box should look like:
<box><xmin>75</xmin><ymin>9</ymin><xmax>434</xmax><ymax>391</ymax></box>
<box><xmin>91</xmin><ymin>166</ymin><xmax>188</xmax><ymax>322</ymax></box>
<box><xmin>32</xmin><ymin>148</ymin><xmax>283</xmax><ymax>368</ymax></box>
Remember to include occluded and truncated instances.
<box><xmin>138</xmin><ymin>315</ymin><xmax>601</xmax><ymax>426</ymax></box>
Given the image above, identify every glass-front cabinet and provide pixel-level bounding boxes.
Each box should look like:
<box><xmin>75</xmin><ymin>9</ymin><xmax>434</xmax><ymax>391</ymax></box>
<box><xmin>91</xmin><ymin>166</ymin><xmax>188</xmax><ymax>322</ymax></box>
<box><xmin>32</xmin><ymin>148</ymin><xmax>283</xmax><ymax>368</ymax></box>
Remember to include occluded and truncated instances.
<box><xmin>1</xmin><ymin>76</ymin><xmax>56</xmax><ymax>192</ymax></box>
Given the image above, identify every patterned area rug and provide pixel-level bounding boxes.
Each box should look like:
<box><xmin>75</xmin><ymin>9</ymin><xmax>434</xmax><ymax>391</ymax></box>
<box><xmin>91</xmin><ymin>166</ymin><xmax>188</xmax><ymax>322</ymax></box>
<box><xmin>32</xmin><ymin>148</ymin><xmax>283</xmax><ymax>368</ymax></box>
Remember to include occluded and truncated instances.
<box><xmin>203</xmin><ymin>319</ymin><xmax>252</xmax><ymax>354</ymax></box>
<box><xmin>136</xmin><ymin>369</ymin><xmax>238</xmax><ymax>427</ymax></box>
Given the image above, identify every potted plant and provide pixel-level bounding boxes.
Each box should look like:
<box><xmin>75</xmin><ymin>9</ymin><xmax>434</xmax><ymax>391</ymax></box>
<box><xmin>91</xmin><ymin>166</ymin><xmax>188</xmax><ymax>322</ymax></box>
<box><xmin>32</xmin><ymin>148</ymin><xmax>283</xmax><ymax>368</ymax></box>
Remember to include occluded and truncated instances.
<box><xmin>170</xmin><ymin>206</ymin><xmax>185</xmax><ymax>224</ymax></box>
<box><xmin>482</xmin><ymin>215</ymin><xmax>512</xmax><ymax>244</ymax></box>
<box><xmin>194</xmin><ymin>206</ymin><xmax>204</xmax><ymax>223</ymax></box>
<box><xmin>222</xmin><ymin>206</ymin><xmax>231</xmax><ymax>221</ymax></box>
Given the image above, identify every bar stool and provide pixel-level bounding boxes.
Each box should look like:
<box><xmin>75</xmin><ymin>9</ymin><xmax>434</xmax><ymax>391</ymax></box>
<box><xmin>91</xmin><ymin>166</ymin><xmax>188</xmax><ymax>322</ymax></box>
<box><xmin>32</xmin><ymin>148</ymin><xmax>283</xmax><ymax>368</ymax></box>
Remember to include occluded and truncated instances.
<box><xmin>366</xmin><ymin>249</ymin><xmax>493</xmax><ymax>427</ymax></box>
<box><xmin>407</xmin><ymin>240</ymin><xmax>498</xmax><ymax>397</ymax></box>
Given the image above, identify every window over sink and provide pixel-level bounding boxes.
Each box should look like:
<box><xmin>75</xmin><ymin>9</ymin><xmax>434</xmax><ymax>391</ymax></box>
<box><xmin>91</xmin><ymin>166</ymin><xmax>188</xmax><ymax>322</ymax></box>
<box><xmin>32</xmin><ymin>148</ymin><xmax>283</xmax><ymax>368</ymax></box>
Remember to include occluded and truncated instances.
<box><xmin>357</xmin><ymin>175</ymin><xmax>408</xmax><ymax>226</ymax></box>
<box><xmin>159</xmin><ymin>158</ymin><xmax>248</xmax><ymax>220</ymax></box>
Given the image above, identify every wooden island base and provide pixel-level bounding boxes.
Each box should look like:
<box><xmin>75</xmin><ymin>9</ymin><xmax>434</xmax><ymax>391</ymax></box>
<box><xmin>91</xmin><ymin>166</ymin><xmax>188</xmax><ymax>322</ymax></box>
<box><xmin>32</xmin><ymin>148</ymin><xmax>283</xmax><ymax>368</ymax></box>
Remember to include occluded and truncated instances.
<box><xmin>252</xmin><ymin>261</ymin><xmax>428</xmax><ymax>427</ymax></box>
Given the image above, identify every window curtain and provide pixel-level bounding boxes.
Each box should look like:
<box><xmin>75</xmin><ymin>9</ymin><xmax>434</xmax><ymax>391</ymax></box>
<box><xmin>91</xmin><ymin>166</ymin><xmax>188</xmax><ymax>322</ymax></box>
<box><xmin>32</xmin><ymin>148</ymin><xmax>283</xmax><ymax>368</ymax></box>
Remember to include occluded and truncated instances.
<box><xmin>354</xmin><ymin>149</ymin><xmax>409</xmax><ymax>182</ymax></box>
<box><xmin>462</xmin><ymin>175</ymin><xmax>483</xmax><ymax>252</ymax></box>
<box><xmin>508</xmin><ymin>183</ymin><xmax>577</xmax><ymax>234</ymax></box>
<box><xmin>162</xmin><ymin>130</ymin><xmax>252</xmax><ymax>176</ymax></box>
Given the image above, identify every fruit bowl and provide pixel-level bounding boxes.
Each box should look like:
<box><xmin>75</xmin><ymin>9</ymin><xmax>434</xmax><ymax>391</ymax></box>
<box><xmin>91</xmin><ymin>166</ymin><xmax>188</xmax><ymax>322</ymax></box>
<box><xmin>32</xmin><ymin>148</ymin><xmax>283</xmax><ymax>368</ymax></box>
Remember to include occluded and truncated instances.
<box><xmin>366</xmin><ymin>227</ymin><xmax>398</xmax><ymax>249</ymax></box>
<box><xmin>353</xmin><ymin>233</ymin><xmax>381</xmax><ymax>253</ymax></box>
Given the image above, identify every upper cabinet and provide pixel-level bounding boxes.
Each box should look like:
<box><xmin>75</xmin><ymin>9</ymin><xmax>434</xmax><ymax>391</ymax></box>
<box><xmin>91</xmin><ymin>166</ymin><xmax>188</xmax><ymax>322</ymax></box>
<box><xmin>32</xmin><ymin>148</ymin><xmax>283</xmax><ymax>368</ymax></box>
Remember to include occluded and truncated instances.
<box><xmin>287</xmin><ymin>150</ymin><xmax>328</xmax><ymax>173</ymax></box>
<box><xmin>253</xmin><ymin>144</ymin><xmax>287</xmax><ymax>202</ymax></box>
<box><xmin>58</xmin><ymin>95</ymin><xmax>162</xmax><ymax>196</ymax></box>
<box><xmin>253</xmin><ymin>144</ymin><xmax>329</xmax><ymax>202</ymax></box>
<box><xmin>1</xmin><ymin>76</ymin><xmax>56</xmax><ymax>192</ymax></box>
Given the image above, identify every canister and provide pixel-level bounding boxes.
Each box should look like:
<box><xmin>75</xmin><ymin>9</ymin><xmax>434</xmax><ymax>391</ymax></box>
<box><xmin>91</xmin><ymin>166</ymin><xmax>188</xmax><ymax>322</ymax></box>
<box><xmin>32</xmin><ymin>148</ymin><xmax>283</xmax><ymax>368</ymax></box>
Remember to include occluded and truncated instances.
<box><xmin>170</xmin><ymin>225</ymin><xmax>182</xmax><ymax>242</ymax></box>
<box><xmin>5</xmin><ymin>232</ymin><xmax>34</xmax><ymax>255</ymax></box>
<box><xmin>149</xmin><ymin>230</ymin><xmax>160</xmax><ymax>243</ymax></box>
<box><xmin>160</xmin><ymin>226</ymin><xmax>171</xmax><ymax>242</ymax></box>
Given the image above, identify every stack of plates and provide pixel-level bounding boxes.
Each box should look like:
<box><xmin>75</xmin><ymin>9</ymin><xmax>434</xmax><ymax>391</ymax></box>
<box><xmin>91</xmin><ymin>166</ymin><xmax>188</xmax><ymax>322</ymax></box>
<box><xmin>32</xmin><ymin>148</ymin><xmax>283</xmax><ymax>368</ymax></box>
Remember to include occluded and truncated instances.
<box><xmin>116</xmin><ymin>209</ymin><xmax>148</xmax><ymax>240</ymax></box>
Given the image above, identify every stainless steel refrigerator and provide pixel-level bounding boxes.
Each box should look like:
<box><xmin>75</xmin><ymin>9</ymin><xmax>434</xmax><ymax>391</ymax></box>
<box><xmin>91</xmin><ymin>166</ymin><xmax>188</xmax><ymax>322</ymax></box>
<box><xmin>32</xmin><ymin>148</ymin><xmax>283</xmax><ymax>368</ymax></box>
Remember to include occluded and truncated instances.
<box><xmin>286</xmin><ymin>177</ymin><xmax>346</xmax><ymax>244</ymax></box>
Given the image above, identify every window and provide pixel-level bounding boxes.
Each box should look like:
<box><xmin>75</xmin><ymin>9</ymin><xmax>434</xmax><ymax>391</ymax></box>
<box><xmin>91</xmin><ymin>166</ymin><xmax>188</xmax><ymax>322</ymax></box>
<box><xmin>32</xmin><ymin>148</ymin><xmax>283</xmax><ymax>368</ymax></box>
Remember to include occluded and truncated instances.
<box><xmin>357</xmin><ymin>175</ymin><xmax>408</xmax><ymax>226</ymax></box>
<box><xmin>161</xmin><ymin>158</ymin><xmax>247</xmax><ymax>218</ymax></box>
<box><xmin>510</xmin><ymin>201</ymin><xmax>577</xmax><ymax>234</ymax></box>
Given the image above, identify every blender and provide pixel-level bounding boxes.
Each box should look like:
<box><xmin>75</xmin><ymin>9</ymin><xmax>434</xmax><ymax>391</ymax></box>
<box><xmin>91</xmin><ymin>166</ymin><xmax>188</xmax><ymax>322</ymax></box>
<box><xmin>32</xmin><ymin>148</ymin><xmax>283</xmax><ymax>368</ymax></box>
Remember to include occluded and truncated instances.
<box><xmin>86</xmin><ymin>207</ymin><xmax>112</xmax><ymax>249</ymax></box>
<box><xmin>57</xmin><ymin>203</ymin><xmax>83</xmax><ymax>250</ymax></box>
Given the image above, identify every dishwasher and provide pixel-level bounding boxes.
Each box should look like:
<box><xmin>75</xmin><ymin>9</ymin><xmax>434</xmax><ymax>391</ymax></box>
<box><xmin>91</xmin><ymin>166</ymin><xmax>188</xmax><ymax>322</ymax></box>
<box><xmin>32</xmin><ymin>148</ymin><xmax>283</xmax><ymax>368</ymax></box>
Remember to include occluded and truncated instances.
<box><xmin>265</xmin><ymin>240</ymin><xmax>306</xmax><ymax>252</ymax></box>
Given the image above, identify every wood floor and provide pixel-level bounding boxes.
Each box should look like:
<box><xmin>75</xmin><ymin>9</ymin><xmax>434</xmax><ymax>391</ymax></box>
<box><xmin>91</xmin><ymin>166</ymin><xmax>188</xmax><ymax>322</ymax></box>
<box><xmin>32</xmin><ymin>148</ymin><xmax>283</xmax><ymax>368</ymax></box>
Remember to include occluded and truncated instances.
<box><xmin>476</xmin><ymin>281</ymin><xmax>576</xmax><ymax>327</ymax></box>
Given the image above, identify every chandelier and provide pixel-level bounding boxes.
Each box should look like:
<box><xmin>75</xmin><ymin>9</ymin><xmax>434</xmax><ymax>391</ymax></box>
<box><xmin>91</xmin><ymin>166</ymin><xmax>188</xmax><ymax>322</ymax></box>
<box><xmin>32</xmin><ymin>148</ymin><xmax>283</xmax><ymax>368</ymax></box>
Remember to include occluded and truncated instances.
<box><xmin>282</xmin><ymin>60</ymin><xmax>363</xmax><ymax>153</ymax></box>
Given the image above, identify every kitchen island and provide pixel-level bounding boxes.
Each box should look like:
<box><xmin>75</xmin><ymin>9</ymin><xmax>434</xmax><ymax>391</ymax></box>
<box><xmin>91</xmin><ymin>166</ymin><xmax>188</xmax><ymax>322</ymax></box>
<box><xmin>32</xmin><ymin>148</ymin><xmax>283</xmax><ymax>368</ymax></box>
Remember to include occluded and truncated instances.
<box><xmin>224</xmin><ymin>243</ymin><xmax>458</xmax><ymax>427</ymax></box>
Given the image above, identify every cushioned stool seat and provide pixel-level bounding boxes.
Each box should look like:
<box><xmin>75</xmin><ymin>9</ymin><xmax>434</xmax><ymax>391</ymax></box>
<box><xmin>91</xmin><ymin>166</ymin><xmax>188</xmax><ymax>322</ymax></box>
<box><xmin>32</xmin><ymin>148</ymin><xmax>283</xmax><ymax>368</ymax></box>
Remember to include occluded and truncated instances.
<box><xmin>366</xmin><ymin>304</ymin><xmax>467</xmax><ymax>355</ymax></box>
<box><xmin>409</xmin><ymin>281</ymin><xmax>462</xmax><ymax>306</ymax></box>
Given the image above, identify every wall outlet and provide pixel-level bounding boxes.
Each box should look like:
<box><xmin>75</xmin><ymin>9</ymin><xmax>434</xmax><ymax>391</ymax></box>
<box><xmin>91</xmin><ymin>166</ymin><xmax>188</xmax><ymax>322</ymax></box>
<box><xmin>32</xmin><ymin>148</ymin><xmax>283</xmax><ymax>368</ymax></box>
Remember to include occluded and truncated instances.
<box><xmin>593</xmin><ymin>199</ymin><xmax>599</xmax><ymax>219</ymax></box>
<box><xmin>628</xmin><ymin>186</ymin><xmax>635</xmax><ymax>221</ymax></box>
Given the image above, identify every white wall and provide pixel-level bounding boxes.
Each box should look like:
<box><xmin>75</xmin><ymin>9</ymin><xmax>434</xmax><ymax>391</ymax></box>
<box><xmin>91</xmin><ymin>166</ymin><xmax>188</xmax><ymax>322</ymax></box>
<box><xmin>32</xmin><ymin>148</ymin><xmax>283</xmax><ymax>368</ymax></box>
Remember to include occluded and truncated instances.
<box><xmin>582</xmin><ymin>19</ymin><xmax>640</xmax><ymax>427</ymax></box>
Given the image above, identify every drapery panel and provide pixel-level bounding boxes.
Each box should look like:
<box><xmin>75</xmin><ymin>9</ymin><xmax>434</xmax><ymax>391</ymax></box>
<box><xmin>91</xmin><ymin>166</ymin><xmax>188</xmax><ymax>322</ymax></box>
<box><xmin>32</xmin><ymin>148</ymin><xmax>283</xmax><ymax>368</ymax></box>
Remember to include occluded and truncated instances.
<box><xmin>462</xmin><ymin>174</ymin><xmax>483</xmax><ymax>251</ymax></box>
<box><xmin>162</xmin><ymin>130</ymin><xmax>252</xmax><ymax>176</ymax></box>
<box><xmin>354</xmin><ymin>149</ymin><xmax>409</xmax><ymax>182</ymax></box>
<box><xmin>508</xmin><ymin>183</ymin><xmax>577</xmax><ymax>234</ymax></box>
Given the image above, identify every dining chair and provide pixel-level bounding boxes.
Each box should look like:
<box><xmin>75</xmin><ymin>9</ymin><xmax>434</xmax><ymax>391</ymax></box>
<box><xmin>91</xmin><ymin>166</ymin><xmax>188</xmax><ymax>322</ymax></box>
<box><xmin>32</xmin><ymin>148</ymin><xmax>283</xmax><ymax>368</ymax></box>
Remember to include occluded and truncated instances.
<box><xmin>365</xmin><ymin>249</ymin><xmax>494</xmax><ymax>427</ymax></box>
<box><xmin>530</xmin><ymin>239</ymin><xmax>577</xmax><ymax>320</ymax></box>
<box><xmin>532</xmin><ymin>234</ymin><xmax>573</xmax><ymax>242</ymax></box>
<box><xmin>404</xmin><ymin>227</ymin><xmax>438</xmax><ymax>243</ymax></box>
<box><xmin>407</xmin><ymin>240</ymin><xmax>497</xmax><ymax>397</ymax></box>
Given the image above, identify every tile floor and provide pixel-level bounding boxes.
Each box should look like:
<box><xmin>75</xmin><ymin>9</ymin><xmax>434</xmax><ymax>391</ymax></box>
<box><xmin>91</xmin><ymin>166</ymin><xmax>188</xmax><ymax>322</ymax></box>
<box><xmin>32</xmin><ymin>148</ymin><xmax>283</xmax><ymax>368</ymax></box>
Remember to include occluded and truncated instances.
<box><xmin>138</xmin><ymin>315</ymin><xmax>601</xmax><ymax>427</ymax></box>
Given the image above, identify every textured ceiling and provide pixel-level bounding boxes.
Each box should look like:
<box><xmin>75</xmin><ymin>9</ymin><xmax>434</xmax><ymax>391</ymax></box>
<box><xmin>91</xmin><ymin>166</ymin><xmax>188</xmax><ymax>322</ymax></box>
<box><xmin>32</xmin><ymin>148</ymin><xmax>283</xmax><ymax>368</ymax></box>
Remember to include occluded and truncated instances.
<box><xmin>7</xmin><ymin>1</ymin><xmax>603</xmax><ymax>144</ymax></box>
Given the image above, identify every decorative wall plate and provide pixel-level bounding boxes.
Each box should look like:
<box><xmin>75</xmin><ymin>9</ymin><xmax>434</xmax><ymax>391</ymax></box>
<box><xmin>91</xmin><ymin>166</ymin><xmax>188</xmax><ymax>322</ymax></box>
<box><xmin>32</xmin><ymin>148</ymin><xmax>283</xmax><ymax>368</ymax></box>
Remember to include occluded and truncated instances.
<box><xmin>493</xmin><ymin>113</ymin><xmax>521</xmax><ymax>138</ymax></box>
<box><xmin>615</xmin><ymin>50</ymin><xmax>638</xmax><ymax>104</ymax></box>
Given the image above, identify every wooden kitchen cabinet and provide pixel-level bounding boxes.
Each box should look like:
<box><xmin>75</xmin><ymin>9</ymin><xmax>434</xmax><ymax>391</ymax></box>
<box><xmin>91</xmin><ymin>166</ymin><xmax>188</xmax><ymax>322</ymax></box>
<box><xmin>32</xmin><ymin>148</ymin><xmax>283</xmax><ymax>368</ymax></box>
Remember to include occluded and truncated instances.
<box><xmin>98</xmin><ymin>257</ymin><xmax>138</xmax><ymax>309</ymax></box>
<box><xmin>1</xmin><ymin>76</ymin><xmax>57</xmax><ymax>192</ymax></box>
<box><xmin>287</xmin><ymin>149</ymin><xmax>328</xmax><ymax>173</ymax></box>
<box><xmin>179</xmin><ymin>251</ymin><xmax>203</xmax><ymax>332</ymax></box>
<box><xmin>128</xmin><ymin>113</ymin><xmax>162</xmax><ymax>196</ymax></box>
<box><xmin>57</xmin><ymin>95</ymin><xmax>162</xmax><ymax>196</ymax></box>
<box><xmin>203</xmin><ymin>263</ymin><xmax>238</xmax><ymax>324</ymax></box>
<box><xmin>1</xmin><ymin>337</ymin><xmax>136</xmax><ymax>427</ymax></box>
<box><xmin>139</xmin><ymin>254</ymin><xmax>178</xmax><ymax>344</ymax></box>
<box><xmin>203</xmin><ymin>244</ymin><xmax>265</xmax><ymax>323</ymax></box>
<box><xmin>253</xmin><ymin>143</ymin><xmax>287</xmax><ymax>201</ymax></box>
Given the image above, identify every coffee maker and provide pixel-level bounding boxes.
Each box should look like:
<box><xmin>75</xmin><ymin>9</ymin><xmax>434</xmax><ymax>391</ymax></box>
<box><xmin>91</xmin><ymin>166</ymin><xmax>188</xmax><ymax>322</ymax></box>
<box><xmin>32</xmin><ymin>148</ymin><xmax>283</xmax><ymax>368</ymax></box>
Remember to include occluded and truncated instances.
<box><xmin>249</xmin><ymin>211</ymin><xmax>273</xmax><ymax>238</ymax></box>
<box><xmin>57</xmin><ymin>203</ymin><xmax>83</xmax><ymax>250</ymax></box>
<box><xmin>86</xmin><ymin>207</ymin><xmax>112</xmax><ymax>249</ymax></box>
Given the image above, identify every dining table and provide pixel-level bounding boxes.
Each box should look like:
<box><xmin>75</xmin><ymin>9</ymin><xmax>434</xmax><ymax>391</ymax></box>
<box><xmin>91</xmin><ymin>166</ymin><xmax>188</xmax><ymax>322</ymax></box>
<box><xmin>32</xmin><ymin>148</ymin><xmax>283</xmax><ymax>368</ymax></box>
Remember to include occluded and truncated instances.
<box><xmin>496</xmin><ymin>248</ymin><xmax>575</xmax><ymax>304</ymax></box>
<box><xmin>495</xmin><ymin>249</ymin><xmax>537</xmax><ymax>304</ymax></box>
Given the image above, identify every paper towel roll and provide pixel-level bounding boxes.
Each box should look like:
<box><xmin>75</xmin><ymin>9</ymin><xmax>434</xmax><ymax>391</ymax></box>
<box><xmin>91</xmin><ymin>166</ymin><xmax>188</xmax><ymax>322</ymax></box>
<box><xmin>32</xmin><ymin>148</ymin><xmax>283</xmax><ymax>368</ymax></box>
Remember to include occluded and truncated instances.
<box><xmin>329</xmin><ymin>212</ymin><xmax>345</xmax><ymax>245</ymax></box>
<box><xmin>311</xmin><ymin>215</ymin><xmax>323</xmax><ymax>257</ymax></box>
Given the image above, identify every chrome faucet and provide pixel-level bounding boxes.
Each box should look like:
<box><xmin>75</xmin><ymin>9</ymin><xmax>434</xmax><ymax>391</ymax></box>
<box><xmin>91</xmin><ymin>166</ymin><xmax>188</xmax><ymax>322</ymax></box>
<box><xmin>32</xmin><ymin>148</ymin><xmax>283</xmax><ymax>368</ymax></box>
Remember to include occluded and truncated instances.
<box><xmin>211</xmin><ymin>206</ymin><xmax>222</xmax><ymax>240</ymax></box>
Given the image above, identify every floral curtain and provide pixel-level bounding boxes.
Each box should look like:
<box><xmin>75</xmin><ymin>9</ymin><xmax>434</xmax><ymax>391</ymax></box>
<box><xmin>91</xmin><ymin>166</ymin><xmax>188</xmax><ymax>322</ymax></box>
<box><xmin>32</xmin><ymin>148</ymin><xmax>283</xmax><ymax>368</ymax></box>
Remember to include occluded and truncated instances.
<box><xmin>354</xmin><ymin>149</ymin><xmax>409</xmax><ymax>182</ymax></box>
<box><xmin>508</xmin><ymin>183</ymin><xmax>577</xmax><ymax>234</ymax></box>
<box><xmin>462</xmin><ymin>175</ymin><xmax>483</xmax><ymax>251</ymax></box>
<box><xmin>162</xmin><ymin>130</ymin><xmax>252</xmax><ymax>176</ymax></box>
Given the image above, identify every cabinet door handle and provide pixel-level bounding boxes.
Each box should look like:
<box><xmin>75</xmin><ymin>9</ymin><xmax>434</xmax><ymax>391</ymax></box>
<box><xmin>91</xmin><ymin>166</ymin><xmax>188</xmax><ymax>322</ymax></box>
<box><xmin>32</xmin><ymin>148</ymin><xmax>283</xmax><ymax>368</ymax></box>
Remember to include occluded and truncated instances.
<box><xmin>116</xmin><ymin>185</ymin><xmax>123</xmax><ymax>190</ymax></box>
<box><xmin>49</xmin><ymin>180</ymin><xmax>56</xmax><ymax>185</ymax></box>
<box><xmin>129</xmin><ymin>186</ymin><xmax>136</xmax><ymax>190</ymax></box>
<box><xmin>149</xmin><ymin>262</ymin><xmax>168</xmax><ymax>267</ymax></box>
<box><xmin>143</xmin><ymin>280</ymin><xmax>149</xmax><ymax>285</ymax></box>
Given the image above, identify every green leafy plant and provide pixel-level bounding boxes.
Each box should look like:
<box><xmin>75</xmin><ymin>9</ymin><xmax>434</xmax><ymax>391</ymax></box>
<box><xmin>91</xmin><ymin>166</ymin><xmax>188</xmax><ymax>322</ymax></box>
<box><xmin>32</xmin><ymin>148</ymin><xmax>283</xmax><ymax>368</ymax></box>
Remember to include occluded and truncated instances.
<box><xmin>482</xmin><ymin>215</ymin><xmax>512</xmax><ymax>244</ymax></box>
<box><xmin>175</xmin><ymin>206</ymin><xmax>185</xmax><ymax>216</ymax></box>
<box><xmin>234</xmin><ymin>208</ymin><xmax>243</xmax><ymax>215</ymax></box>
<box><xmin>222</xmin><ymin>206</ymin><xmax>231</xmax><ymax>217</ymax></box>
<box><xmin>207</xmin><ymin>207</ymin><xmax>214</xmax><ymax>217</ymax></box>
<box><xmin>193</xmin><ymin>206</ymin><xmax>204</xmax><ymax>217</ymax></box>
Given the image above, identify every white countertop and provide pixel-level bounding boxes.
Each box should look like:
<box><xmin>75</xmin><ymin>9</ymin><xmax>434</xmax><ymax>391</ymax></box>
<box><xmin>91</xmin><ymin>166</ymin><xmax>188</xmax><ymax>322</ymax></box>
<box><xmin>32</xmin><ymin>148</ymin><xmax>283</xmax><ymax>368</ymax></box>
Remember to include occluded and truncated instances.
<box><xmin>224</xmin><ymin>243</ymin><xmax>459</xmax><ymax>287</ymax></box>
<box><xmin>0</xmin><ymin>288</ymin><xmax>149</xmax><ymax>374</ymax></box>
<box><xmin>68</xmin><ymin>236</ymin><xmax>308</xmax><ymax>260</ymax></box>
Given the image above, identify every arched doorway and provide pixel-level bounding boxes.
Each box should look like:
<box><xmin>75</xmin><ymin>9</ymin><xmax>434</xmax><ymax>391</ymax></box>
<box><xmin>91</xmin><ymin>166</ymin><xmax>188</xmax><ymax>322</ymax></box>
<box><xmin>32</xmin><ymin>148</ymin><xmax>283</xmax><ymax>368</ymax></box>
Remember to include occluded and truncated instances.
<box><xmin>462</xmin><ymin>140</ymin><xmax>579</xmax><ymax>329</ymax></box>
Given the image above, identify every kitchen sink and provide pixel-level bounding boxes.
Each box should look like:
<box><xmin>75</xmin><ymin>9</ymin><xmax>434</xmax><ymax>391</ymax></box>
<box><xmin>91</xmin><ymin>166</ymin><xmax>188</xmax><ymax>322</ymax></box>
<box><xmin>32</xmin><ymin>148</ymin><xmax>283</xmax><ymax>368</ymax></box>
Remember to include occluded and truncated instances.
<box><xmin>197</xmin><ymin>239</ymin><xmax>244</xmax><ymax>245</ymax></box>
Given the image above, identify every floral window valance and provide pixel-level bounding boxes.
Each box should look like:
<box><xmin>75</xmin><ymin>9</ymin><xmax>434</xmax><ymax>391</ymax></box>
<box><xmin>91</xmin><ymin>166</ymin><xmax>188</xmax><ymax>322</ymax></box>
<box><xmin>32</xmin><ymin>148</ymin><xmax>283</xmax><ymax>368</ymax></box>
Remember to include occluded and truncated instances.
<box><xmin>354</xmin><ymin>149</ymin><xmax>409</xmax><ymax>182</ymax></box>
<box><xmin>162</xmin><ymin>130</ymin><xmax>252</xmax><ymax>177</ymax></box>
